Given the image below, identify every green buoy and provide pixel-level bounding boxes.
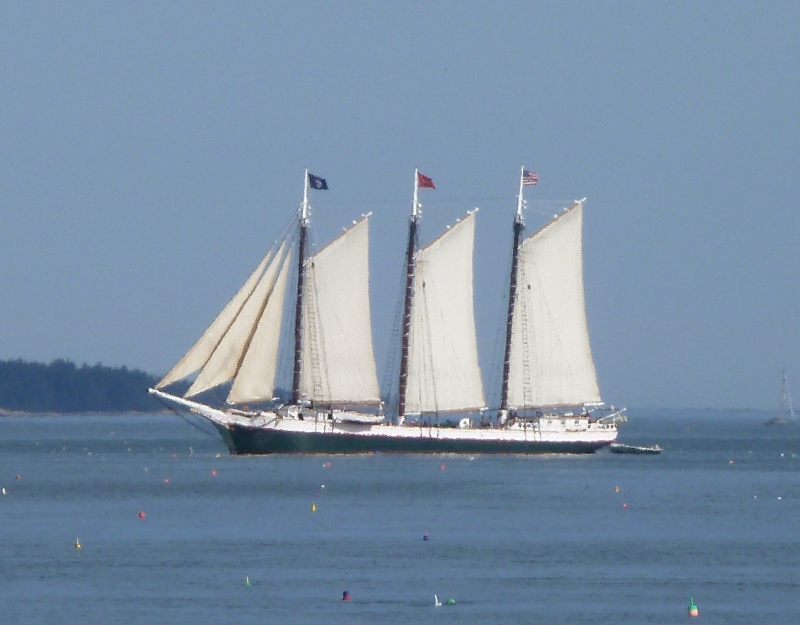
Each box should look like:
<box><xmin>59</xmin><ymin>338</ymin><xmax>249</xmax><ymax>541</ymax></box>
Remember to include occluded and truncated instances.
<box><xmin>446</xmin><ymin>598</ymin><xmax>455</xmax><ymax>605</ymax></box>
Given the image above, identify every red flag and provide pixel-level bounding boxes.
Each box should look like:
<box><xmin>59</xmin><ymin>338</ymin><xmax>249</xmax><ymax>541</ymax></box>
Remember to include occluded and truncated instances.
<box><xmin>417</xmin><ymin>172</ymin><xmax>435</xmax><ymax>189</ymax></box>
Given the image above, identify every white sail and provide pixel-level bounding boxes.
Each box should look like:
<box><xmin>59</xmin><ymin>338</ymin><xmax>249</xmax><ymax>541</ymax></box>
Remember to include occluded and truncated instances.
<box><xmin>227</xmin><ymin>252</ymin><xmax>291</xmax><ymax>404</ymax></box>
<box><xmin>405</xmin><ymin>211</ymin><xmax>485</xmax><ymax>413</ymax></box>
<box><xmin>156</xmin><ymin>249</ymin><xmax>274</xmax><ymax>389</ymax></box>
<box><xmin>507</xmin><ymin>201</ymin><xmax>601</xmax><ymax>409</ymax></box>
<box><xmin>185</xmin><ymin>242</ymin><xmax>287</xmax><ymax>398</ymax></box>
<box><xmin>299</xmin><ymin>216</ymin><xmax>381</xmax><ymax>404</ymax></box>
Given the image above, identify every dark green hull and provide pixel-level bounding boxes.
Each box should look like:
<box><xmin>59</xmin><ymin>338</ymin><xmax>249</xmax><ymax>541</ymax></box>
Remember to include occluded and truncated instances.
<box><xmin>214</xmin><ymin>423</ymin><xmax>611</xmax><ymax>455</ymax></box>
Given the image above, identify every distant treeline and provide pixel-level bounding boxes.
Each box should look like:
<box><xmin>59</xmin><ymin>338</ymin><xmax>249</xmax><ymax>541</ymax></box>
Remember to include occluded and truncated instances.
<box><xmin>0</xmin><ymin>359</ymin><xmax>165</xmax><ymax>414</ymax></box>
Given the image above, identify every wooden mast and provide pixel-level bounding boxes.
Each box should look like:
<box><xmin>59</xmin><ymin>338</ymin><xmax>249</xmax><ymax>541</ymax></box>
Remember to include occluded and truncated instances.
<box><xmin>397</xmin><ymin>169</ymin><xmax>422</xmax><ymax>418</ymax></box>
<box><xmin>291</xmin><ymin>169</ymin><xmax>311</xmax><ymax>405</ymax></box>
<box><xmin>499</xmin><ymin>167</ymin><xmax>527</xmax><ymax>415</ymax></box>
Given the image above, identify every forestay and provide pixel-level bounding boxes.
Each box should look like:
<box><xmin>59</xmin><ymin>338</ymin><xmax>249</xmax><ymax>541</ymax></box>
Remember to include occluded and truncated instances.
<box><xmin>156</xmin><ymin>247</ymin><xmax>274</xmax><ymax>390</ymax></box>
<box><xmin>507</xmin><ymin>202</ymin><xmax>601</xmax><ymax>408</ymax></box>
<box><xmin>405</xmin><ymin>211</ymin><xmax>486</xmax><ymax>413</ymax></box>
<box><xmin>299</xmin><ymin>217</ymin><xmax>381</xmax><ymax>404</ymax></box>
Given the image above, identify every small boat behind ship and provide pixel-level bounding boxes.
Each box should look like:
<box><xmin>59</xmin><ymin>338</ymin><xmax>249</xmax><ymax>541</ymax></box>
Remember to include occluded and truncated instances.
<box><xmin>765</xmin><ymin>370</ymin><xmax>796</xmax><ymax>426</ymax></box>
<box><xmin>609</xmin><ymin>443</ymin><xmax>661</xmax><ymax>455</ymax></box>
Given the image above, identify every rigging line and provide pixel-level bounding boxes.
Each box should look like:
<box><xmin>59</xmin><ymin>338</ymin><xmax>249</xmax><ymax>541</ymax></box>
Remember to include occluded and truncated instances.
<box><xmin>488</xmin><ymin>229</ymin><xmax>516</xmax><ymax>411</ymax></box>
<box><xmin>152</xmin><ymin>394</ymin><xmax>219</xmax><ymax>438</ymax></box>
<box><xmin>309</xmin><ymin>195</ymin><xmax>517</xmax><ymax>207</ymax></box>
<box><xmin>380</xmin><ymin>256</ymin><xmax>409</xmax><ymax>408</ymax></box>
<box><xmin>277</xmin><ymin>228</ymin><xmax>302</xmax><ymax>399</ymax></box>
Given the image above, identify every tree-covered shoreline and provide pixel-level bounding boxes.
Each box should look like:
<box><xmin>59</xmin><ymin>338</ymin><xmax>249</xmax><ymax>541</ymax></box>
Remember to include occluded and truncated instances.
<box><xmin>0</xmin><ymin>359</ymin><xmax>164</xmax><ymax>414</ymax></box>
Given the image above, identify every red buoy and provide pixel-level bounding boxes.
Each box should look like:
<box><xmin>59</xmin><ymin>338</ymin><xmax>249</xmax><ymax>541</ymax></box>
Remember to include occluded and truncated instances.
<box><xmin>211</xmin><ymin>470</ymin><xmax>217</xmax><ymax>476</ymax></box>
<box><xmin>342</xmin><ymin>591</ymin><xmax>351</xmax><ymax>601</ymax></box>
<box><xmin>138</xmin><ymin>511</ymin><xmax>146</xmax><ymax>519</ymax></box>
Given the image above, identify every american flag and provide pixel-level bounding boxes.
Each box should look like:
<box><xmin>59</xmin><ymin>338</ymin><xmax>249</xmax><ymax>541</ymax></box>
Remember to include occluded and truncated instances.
<box><xmin>522</xmin><ymin>170</ymin><xmax>538</xmax><ymax>186</ymax></box>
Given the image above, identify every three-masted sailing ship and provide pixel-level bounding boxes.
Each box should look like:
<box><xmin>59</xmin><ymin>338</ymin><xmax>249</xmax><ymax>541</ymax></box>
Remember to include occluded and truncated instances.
<box><xmin>149</xmin><ymin>168</ymin><xmax>624</xmax><ymax>454</ymax></box>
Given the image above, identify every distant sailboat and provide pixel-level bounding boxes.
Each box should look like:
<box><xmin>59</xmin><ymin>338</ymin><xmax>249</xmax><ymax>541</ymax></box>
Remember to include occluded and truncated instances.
<box><xmin>765</xmin><ymin>370</ymin><xmax>796</xmax><ymax>426</ymax></box>
<box><xmin>149</xmin><ymin>167</ymin><xmax>624</xmax><ymax>454</ymax></box>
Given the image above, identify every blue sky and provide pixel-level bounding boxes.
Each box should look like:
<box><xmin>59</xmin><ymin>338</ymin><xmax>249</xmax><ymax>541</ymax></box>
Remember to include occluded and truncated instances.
<box><xmin>1</xmin><ymin>2</ymin><xmax>798</xmax><ymax>409</ymax></box>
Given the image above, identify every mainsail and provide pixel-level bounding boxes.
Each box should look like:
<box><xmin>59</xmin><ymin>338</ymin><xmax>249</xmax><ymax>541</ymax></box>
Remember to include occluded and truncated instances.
<box><xmin>506</xmin><ymin>201</ymin><xmax>601</xmax><ymax>408</ymax></box>
<box><xmin>405</xmin><ymin>211</ymin><xmax>486</xmax><ymax>413</ymax></box>
<box><xmin>299</xmin><ymin>216</ymin><xmax>381</xmax><ymax>404</ymax></box>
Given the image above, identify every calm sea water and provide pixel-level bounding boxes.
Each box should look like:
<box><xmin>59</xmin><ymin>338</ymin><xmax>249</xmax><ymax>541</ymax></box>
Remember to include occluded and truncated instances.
<box><xmin>0</xmin><ymin>410</ymin><xmax>798</xmax><ymax>624</ymax></box>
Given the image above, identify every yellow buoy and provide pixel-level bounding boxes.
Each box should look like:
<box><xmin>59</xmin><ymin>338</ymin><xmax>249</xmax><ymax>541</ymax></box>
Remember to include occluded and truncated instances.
<box><xmin>311</xmin><ymin>503</ymin><xmax>317</xmax><ymax>512</ymax></box>
<box><xmin>75</xmin><ymin>538</ymin><xmax>82</xmax><ymax>549</ymax></box>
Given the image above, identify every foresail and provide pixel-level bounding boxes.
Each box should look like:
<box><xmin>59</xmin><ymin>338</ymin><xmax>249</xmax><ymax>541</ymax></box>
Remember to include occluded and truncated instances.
<box><xmin>155</xmin><ymin>248</ymin><xmax>274</xmax><ymax>389</ymax></box>
<box><xmin>507</xmin><ymin>202</ymin><xmax>601</xmax><ymax>408</ymax></box>
<box><xmin>185</xmin><ymin>241</ymin><xmax>288</xmax><ymax>398</ymax></box>
<box><xmin>226</xmin><ymin>251</ymin><xmax>291</xmax><ymax>404</ymax></box>
<box><xmin>406</xmin><ymin>211</ymin><xmax>485</xmax><ymax>413</ymax></box>
<box><xmin>299</xmin><ymin>217</ymin><xmax>381</xmax><ymax>404</ymax></box>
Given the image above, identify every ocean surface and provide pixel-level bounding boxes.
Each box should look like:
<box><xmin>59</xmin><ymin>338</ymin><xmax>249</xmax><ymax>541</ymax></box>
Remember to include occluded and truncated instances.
<box><xmin>0</xmin><ymin>409</ymin><xmax>798</xmax><ymax>624</ymax></box>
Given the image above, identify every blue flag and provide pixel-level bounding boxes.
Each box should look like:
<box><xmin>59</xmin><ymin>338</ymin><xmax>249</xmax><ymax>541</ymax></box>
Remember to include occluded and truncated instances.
<box><xmin>308</xmin><ymin>173</ymin><xmax>328</xmax><ymax>190</ymax></box>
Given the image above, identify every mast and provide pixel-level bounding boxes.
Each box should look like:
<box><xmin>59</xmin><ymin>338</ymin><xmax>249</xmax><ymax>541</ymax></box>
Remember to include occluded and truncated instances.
<box><xmin>397</xmin><ymin>169</ymin><xmax>422</xmax><ymax>417</ymax></box>
<box><xmin>500</xmin><ymin>166</ymin><xmax>526</xmax><ymax>413</ymax></box>
<box><xmin>291</xmin><ymin>169</ymin><xmax>311</xmax><ymax>405</ymax></box>
<box><xmin>779</xmin><ymin>369</ymin><xmax>786</xmax><ymax>421</ymax></box>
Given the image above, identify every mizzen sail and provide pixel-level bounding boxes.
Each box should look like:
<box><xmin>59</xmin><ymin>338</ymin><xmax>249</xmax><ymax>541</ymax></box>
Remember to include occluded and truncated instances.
<box><xmin>299</xmin><ymin>216</ymin><xmax>381</xmax><ymax>404</ymax></box>
<box><xmin>405</xmin><ymin>211</ymin><xmax>485</xmax><ymax>413</ymax></box>
<box><xmin>507</xmin><ymin>201</ymin><xmax>601</xmax><ymax>409</ymax></box>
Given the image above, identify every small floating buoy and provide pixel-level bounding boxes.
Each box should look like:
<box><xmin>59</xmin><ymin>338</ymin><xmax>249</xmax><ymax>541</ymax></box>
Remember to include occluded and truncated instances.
<box><xmin>622</xmin><ymin>503</ymin><xmax>628</xmax><ymax>509</ymax></box>
<box><xmin>172</xmin><ymin>454</ymin><xmax>177</xmax><ymax>459</ymax></box>
<box><xmin>1</xmin><ymin>488</ymin><xmax>5</xmax><ymax>495</ymax></box>
<box><xmin>321</xmin><ymin>484</ymin><xmax>325</xmax><ymax>489</ymax></box>
<box><xmin>615</xmin><ymin>486</ymin><xmax>620</xmax><ymax>492</ymax></box>
<box><xmin>211</xmin><ymin>470</ymin><xmax>217</xmax><ymax>476</ymax></box>
<box><xmin>446</xmin><ymin>598</ymin><xmax>455</xmax><ymax>605</ymax></box>
<box><xmin>311</xmin><ymin>503</ymin><xmax>317</xmax><ymax>512</ymax></box>
<box><xmin>342</xmin><ymin>591</ymin><xmax>351</xmax><ymax>601</ymax></box>
<box><xmin>434</xmin><ymin>594</ymin><xmax>442</xmax><ymax>607</ymax></box>
<box><xmin>15</xmin><ymin>475</ymin><xmax>20</xmax><ymax>481</ymax></box>
<box><xmin>423</xmin><ymin>532</ymin><xmax>429</xmax><ymax>541</ymax></box>
<box><xmin>75</xmin><ymin>538</ymin><xmax>81</xmax><ymax>549</ymax></box>
<box><xmin>138</xmin><ymin>511</ymin><xmax>146</xmax><ymax>519</ymax></box>
<box><xmin>164</xmin><ymin>478</ymin><xmax>169</xmax><ymax>484</ymax></box>
<box><xmin>440</xmin><ymin>464</ymin><xmax>446</xmax><ymax>470</ymax></box>
<box><xmin>688</xmin><ymin>597</ymin><xmax>699</xmax><ymax>617</ymax></box>
<box><xmin>729</xmin><ymin>460</ymin><xmax>734</xmax><ymax>464</ymax></box>
<box><xmin>245</xmin><ymin>576</ymin><xmax>251</xmax><ymax>586</ymax></box>
<box><xmin>215</xmin><ymin>453</ymin><xmax>221</xmax><ymax>458</ymax></box>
